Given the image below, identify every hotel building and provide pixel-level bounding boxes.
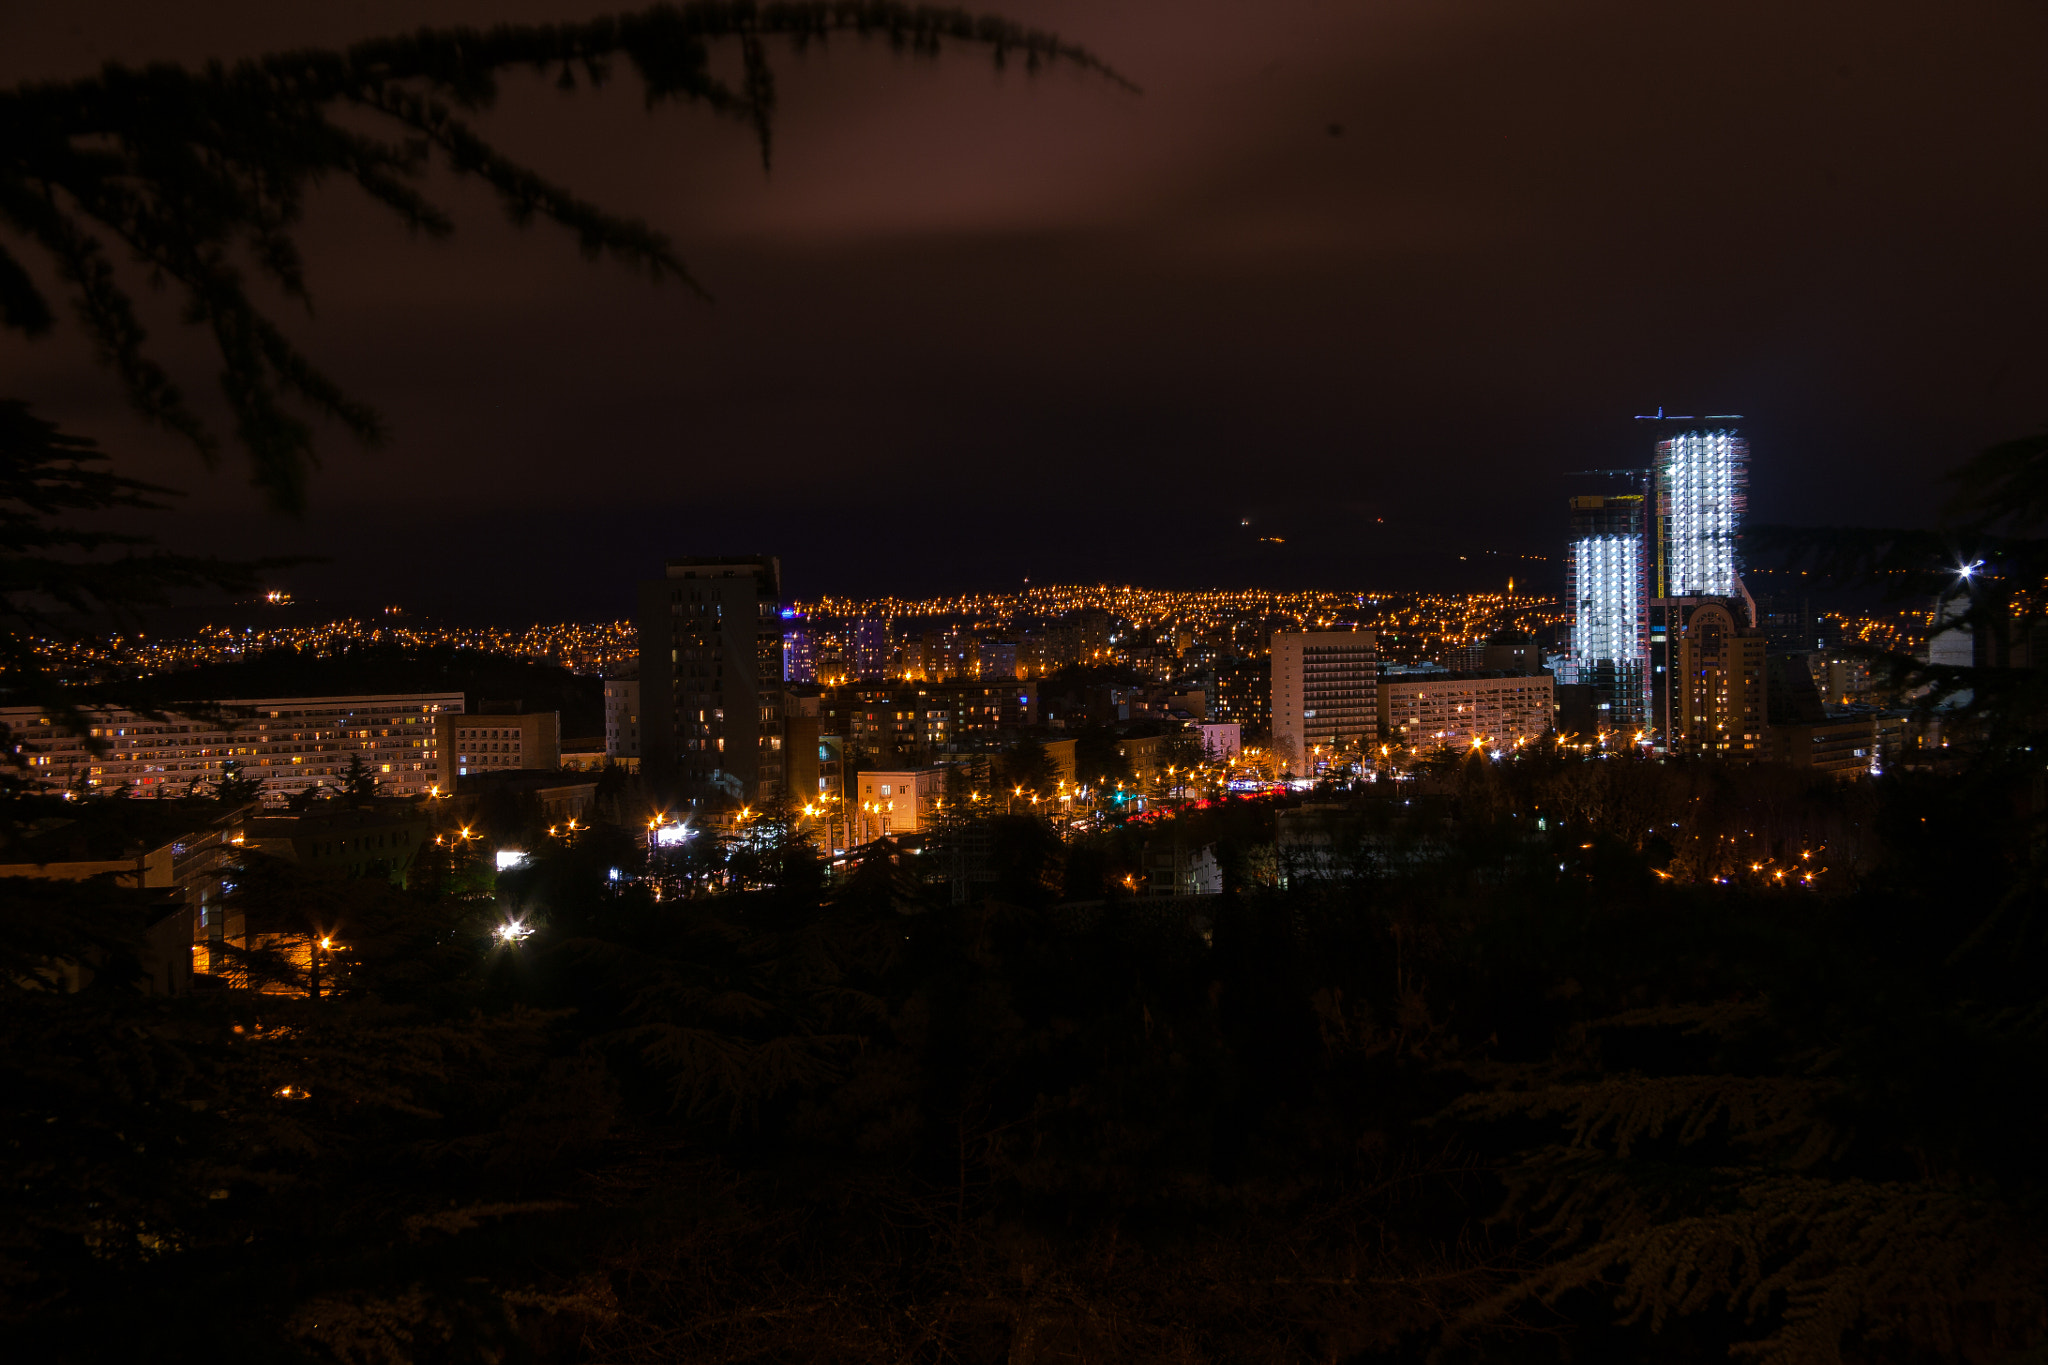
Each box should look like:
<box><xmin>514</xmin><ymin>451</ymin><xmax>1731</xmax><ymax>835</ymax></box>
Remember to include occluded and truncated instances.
<box><xmin>1270</xmin><ymin>630</ymin><xmax>1379</xmax><ymax>770</ymax></box>
<box><xmin>2</xmin><ymin>693</ymin><xmax>461</xmax><ymax>802</ymax></box>
<box><xmin>1378</xmin><ymin>672</ymin><xmax>1556</xmax><ymax>753</ymax></box>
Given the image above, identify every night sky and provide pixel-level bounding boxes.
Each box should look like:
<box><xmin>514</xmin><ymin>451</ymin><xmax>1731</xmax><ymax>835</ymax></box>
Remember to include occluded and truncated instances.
<box><xmin>5</xmin><ymin>0</ymin><xmax>2047</xmax><ymax>620</ymax></box>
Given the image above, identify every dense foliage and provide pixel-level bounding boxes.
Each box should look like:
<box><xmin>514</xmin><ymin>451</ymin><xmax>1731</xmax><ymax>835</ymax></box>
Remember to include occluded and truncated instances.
<box><xmin>5</xmin><ymin>749</ymin><xmax>2043</xmax><ymax>1364</ymax></box>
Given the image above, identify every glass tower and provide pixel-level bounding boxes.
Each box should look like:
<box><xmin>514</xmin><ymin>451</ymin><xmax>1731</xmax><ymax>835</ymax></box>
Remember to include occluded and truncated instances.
<box><xmin>1566</xmin><ymin>493</ymin><xmax>1651</xmax><ymax>732</ymax></box>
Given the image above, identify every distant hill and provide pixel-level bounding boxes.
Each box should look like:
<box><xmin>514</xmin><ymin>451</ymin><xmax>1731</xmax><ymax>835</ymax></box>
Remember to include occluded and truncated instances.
<box><xmin>138</xmin><ymin>644</ymin><xmax>605</xmax><ymax>736</ymax></box>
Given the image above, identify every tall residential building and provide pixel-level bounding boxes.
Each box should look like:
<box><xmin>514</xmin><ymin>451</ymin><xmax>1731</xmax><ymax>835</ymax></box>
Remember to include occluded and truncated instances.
<box><xmin>1566</xmin><ymin>493</ymin><xmax>1651</xmax><ymax>733</ymax></box>
<box><xmin>1211</xmin><ymin>654</ymin><xmax>1270</xmax><ymax>732</ymax></box>
<box><xmin>637</xmin><ymin>557</ymin><xmax>786</xmax><ymax>804</ymax></box>
<box><xmin>850</xmin><ymin>618</ymin><xmax>892</xmax><ymax>679</ymax></box>
<box><xmin>1672</xmin><ymin>601</ymin><xmax>1768</xmax><ymax>758</ymax></box>
<box><xmin>1270</xmin><ymin>630</ymin><xmax>1379</xmax><ymax>770</ymax></box>
<box><xmin>782</xmin><ymin>624</ymin><xmax>818</xmax><ymax>683</ymax></box>
<box><xmin>1655</xmin><ymin>429</ymin><xmax>1748</xmax><ymax>599</ymax></box>
<box><xmin>603</xmin><ymin>679</ymin><xmax>641</xmax><ymax>760</ymax></box>
<box><xmin>1651</xmin><ymin>427</ymin><xmax>1752</xmax><ymax>747</ymax></box>
<box><xmin>2</xmin><ymin>693</ymin><xmax>461</xmax><ymax>801</ymax></box>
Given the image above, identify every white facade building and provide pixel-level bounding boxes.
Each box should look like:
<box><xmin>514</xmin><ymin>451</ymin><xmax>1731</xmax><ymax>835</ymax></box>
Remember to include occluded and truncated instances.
<box><xmin>3</xmin><ymin>693</ymin><xmax>463</xmax><ymax>802</ymax></box>
<box><xmin>1657</xmin><ymin>429</ymin><xmax>1748</xmax><ymax>598</ymax></box>
<box><xmin>1270</xmin><ymin>630</ymin><xmax>1379</xmax><ymax>772</ymax></box>
<box><xmin>853</xmin><ymin>767</ymin><xmax>946</xmax><ymax>845</ymax></box>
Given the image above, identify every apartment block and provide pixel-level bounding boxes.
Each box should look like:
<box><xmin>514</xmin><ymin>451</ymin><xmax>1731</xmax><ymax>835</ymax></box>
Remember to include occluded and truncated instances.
<box><xmin>637</xmin><ymin>556</ymin><xmax>786</xmax><ymax>803</ymax></box>
<box><xmin>604</xmin><ymin>678</ymin><xmax>641</xmax><ymax>759</ymax></box>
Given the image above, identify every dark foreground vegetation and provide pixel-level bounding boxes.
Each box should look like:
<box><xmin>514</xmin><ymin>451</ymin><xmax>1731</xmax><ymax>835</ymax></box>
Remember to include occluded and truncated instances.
<box><xmin>6</xmin><ymin>751</ymin><xmax>2043</xmax><ymax>1364</ymax></box>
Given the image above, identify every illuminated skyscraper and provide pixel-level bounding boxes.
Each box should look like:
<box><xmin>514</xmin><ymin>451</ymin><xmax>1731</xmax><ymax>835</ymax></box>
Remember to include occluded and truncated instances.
<box><xmin>1646</xmin><ymin>425</ymin><xmax>1751</xmax><ymax>747</ymax></box>
<box><xmin>1655</xmin><ymin>429</ymin><xmax>1747</xmax><ymax>598</ymax></box>
<box><xmin>1566</xmin><ymin>493</ymin><xmax>1651</xmax><ymax>732</ymax></box>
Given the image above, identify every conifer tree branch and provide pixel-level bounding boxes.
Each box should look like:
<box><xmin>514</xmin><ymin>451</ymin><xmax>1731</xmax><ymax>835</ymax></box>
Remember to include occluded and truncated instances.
<box><xmin>0</xmin><ymin>3</ymin><xmax>1128</xmax><ymax>513</ymax></box>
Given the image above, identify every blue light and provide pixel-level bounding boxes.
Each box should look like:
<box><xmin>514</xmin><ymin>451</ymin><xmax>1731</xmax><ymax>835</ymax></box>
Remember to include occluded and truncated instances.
<box><xmin>780</xmin><ymin>608</ymin><xmax>797</xmax><ymax>618</ymax></box>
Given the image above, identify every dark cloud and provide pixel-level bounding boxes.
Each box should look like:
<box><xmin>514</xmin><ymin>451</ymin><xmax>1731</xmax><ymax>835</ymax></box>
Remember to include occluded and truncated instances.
<box><xmin>4</xmin><ymin>0</ymin><xmax>2046</xmax><ymax>618</ymax></box>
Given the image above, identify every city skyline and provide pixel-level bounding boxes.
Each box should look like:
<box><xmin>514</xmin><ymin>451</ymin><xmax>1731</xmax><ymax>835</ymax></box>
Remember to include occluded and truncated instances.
<box><xmin>6</xmin><ymin>8</ymin><xmax>2043</xmax><ymax>1359</ymax></box>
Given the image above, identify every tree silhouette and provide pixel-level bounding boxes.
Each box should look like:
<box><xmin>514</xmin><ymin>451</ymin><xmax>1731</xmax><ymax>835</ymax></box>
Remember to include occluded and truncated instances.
<box><xmin>0</xmin><ymin>3</ymin><xmax>1124</xmax><ymax>510</ymax></box>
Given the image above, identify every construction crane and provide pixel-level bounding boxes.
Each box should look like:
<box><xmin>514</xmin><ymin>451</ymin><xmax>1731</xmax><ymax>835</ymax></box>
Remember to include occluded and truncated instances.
<box><xmin>1633</xmin><ymin>406</ymin><xmax>1744</xmax><ymax>421</ymax></box>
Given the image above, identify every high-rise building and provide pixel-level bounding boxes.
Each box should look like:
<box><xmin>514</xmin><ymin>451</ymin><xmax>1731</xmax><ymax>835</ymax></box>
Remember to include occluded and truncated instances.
<box><xmin>1211</xmin><ymin>654</ymin><xmax>1270</xmax><ymax>731</ymax></box>
<box><xmin>1270</xmin><ymin>630</ymin><xmax>1378</xmax><ymax>771</ymax></box>
<box><xmin>1672</xmin><ymin>601</ymin><xmax>1767</xmax><ymax>758</ymax></box>
<box><xmin>1566</xmin><ymin>493</ymin><xmax>1651</xmax><ymax>732</ymax></box>
<box><xmin>637</xmin><ymin>557</ymin><xmax>786</xmax><ymax>804</ymax></box>
<box><xmin>782</xmin><ymin>623</ymin><xmax>817</xmax><ymax>683</ymax></box>
<box><xmin>1598</xmin><ymin>419</ymin><xmax>1753</xmax><ymax>749</ymax></box>
<box><xmin>1655</xmin><ymin>429</ymin><xmax>1748</xmax><ymax>599</ymax></box>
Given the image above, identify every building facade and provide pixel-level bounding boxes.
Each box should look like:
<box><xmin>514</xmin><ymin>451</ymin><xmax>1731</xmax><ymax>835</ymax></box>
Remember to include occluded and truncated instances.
<box><xmin>604</xmin><ymin>678</ymin><xmax>641</xmax><ymax>760</ymax></box>
<box><xmin>1211</xmin><ymin>654</ymin><xmax>1270</xmax><ymax>732</ymax></box>
<box><xmin>1271</xmin><ymin>630</ymin><xmax>1379</xmax><ymax>771</ymax></box>
<box><xmin>782</xmin><ymin>624</ymin><xmax>818</xmax><ymax>683</ymax></box>
<box><xmin>637</xmin><ymin>557</ymin><xmax>786</xmax><ymax>803</ymax></box>
<box><xmin>853</xmin><ymin>767</ymin><xmax>946</xmax><ymax>844</ymax></box>
<box><xmin>434</xmin><ymin>709</ymin><xmax>561</xmax><ymax>788</ymax></box>
<box><xmin>1656</xmin><ymin>429</ymin><xmax>1748</xmax><ymax>598</ymax></box>
<box><xmin>1378</xmin><ymin>672</ymin><xmax>1556</xmax><ymax>752</ymax></box>
<box><xmin>850</xmin><ymin>618</ymin><xmax>892</xmax><ymax>679</ymax></box>
<box><xmin>1672</xmin><ymin>601</ymin><xmax>1768</xmax><ymax>758</ymax></box>
<box><xmin>3</xmin><ymin>692</ymin><xmax>461</xmax><ymax>802</ymax></box>
<box><xmin>1765</xmin><ymin>714</ymin><xmax>1909</xmax><ymax>778</ymax></box>
<box><xmin>819</xmin><ymin>680</ymin><xmax>1038</xmax><ymax>763</ymax></box>
<box><xmin>1566</xmin><ymin>492</ymin><xmax>1651</xmax><ymax>732</ymax></box>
